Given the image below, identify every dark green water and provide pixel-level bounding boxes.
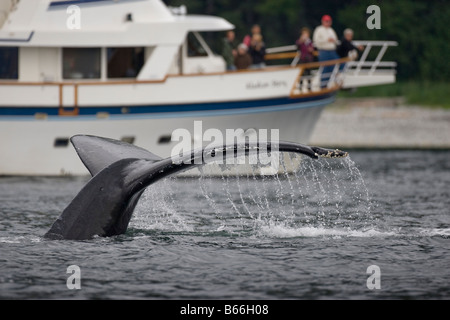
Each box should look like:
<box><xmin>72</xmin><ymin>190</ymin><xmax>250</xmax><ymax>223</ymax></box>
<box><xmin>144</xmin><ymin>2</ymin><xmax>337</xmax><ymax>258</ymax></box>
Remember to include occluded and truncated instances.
<box><xmin>1</xmin><ymin>150</ymin><xmax>449</xmax><ymax>300</ymax></box>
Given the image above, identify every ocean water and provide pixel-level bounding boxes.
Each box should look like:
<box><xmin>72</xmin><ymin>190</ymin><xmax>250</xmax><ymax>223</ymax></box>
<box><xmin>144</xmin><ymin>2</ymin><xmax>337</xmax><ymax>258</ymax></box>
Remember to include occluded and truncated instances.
<box><xmin>0</xmin><ymin>150</ymin><xmax>449</xmax><ymax>300</ymax></box>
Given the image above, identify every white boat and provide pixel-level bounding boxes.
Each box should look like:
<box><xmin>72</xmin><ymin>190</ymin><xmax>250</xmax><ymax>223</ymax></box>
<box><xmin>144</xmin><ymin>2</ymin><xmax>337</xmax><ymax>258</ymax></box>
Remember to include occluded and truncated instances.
<box><xmin>0</xmin><ymin>0</ymin><xmax>397</xmax><ymax>176</ymax></box>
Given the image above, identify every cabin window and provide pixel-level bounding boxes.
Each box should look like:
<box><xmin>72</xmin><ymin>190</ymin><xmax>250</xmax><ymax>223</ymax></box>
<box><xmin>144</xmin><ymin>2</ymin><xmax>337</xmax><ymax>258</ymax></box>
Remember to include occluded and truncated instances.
<box><xmin>0</xmin><ymin>47</ymin><xmax>18</xmax><ymax>79</ymax></box>
<box><xmin>62</xmin><ymin>48</ymin><xmax>101</xmax><ymax>79</ymax></box>
<box><xmin>107</xmin><ymin>47</ymin><xmax>145</xmax><ymax>78</ymax></box>
<box><xmin>54</xmin><ymin>137</ymin><xmax>70</xmax><ymax>148</ymax></box>
<box><xmin>158</xmin><ymin>135</ymin><xmax>172</xmax><ymax>144</ymax></box>
<box><xmin>187</xmin><ymin>32</ymin><xmax>208</xmax><ymax>57</ymax></box>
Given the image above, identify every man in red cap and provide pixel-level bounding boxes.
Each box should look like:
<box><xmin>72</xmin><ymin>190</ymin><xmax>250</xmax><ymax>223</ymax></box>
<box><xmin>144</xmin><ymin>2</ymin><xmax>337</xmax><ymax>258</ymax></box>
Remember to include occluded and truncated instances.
<box><xmin>313</xmin><ymin>15</ymin><xmax>340</xmax><ymax>87</ymax></box>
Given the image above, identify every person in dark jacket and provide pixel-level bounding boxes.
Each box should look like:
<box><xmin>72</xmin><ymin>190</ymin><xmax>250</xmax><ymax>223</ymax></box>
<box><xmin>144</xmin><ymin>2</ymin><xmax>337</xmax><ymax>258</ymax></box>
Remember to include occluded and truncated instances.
<box><xmin>249</xmin><ymin>33</ymin><xmax>266</xmax><ymax>69</ymax></box>
<box><xmin>336</xmin><ymin>28</ymin><xmax>364</xmax><ymax>59</ymax></box>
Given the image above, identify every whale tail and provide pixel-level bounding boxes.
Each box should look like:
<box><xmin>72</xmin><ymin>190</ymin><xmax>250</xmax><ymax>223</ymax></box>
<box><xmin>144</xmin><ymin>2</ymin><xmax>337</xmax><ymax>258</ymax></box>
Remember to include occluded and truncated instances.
<box><xmin>44</xmin><ymin>135</ymin><xmax>348</xmax><ymax>240</ymax></box>
<box><xmin>70</xmin><ymin>135</ymin><xmax>163</xmax><ymax>176</ymax></box>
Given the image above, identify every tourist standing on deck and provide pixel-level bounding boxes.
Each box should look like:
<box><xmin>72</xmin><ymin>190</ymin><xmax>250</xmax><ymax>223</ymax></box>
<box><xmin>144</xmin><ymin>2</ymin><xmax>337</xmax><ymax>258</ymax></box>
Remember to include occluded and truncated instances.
<box><xmin>336</xmin><ymin>28</ymin><xmax>364</xmax><ymax>60</ymax></box>
<box><xmin>296</xmin><ymin>27</ymin><xmax>315</xmax><ymax>91</ymax></box>
<box><xmin>222</xmin><ymin>30</ymin><xmax>237</xmax><ymax>71</ymax></box>
<box><xmin>243</xmin><ymin>24</ymin><xmax>262</xmax><ymax>47</ymax></box>
<box><xmin>296</xmin><ymin>27</ymin><xmax>315</xmax><ymax>64</ymax></box>
<box><xmin>313</xmin><ymin>15</ymin><xmax>339</xmax><ymax>87</ymax></box>
<box><xmin>336</xmin><ymin>28</ymin><xmax>364</xmax><ymax>71</ymax></box>
<box><xmin>313</xmin><ymin>15</ymin><xmax>338</xmax><ymax>61</ymax></box>
<box><xmin>234</xmin><ymin>43</ymin><xmax>252</xmax><ymax>70</ymax></box>
<box><xmin>249</xmin><ymin>33</ymin><xmax>266</xmax><ymax>69</ymax></box>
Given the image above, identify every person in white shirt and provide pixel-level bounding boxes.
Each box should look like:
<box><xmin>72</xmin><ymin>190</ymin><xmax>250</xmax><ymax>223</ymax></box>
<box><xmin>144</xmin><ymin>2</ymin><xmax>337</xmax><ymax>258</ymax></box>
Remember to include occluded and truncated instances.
<box><xmin>313</xmin><ymin>15</ymin><xmax>338</xmax><ymax>51</ymax></box>
<box><xmin>313</xmin><ymin>15</ymin><xmax>340</xmax><ymax>87</ymax></box>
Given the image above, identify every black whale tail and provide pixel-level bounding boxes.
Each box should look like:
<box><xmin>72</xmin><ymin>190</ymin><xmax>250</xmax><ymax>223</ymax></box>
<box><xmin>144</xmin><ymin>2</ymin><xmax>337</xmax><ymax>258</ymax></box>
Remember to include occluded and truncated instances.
<box><xmin>44</xmin><ymin>135</ymin><xmax>348</xmax><ymax>240</ymax></box>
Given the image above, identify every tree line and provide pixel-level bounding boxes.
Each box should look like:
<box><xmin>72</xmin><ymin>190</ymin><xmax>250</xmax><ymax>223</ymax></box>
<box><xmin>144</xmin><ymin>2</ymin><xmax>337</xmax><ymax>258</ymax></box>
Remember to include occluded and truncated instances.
<box><xmin>163</xmin><ymin>0</ymin><xmax>449</xmax><ymax>82</ymax></box>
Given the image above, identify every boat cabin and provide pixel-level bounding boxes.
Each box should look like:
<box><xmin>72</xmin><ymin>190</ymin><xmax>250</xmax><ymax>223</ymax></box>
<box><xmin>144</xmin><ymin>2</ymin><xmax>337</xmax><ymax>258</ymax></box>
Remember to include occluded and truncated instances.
<box><xmin>0</xmin><ymin>0</ymin><xmax>230</xmax><ymax>83</ymax></box>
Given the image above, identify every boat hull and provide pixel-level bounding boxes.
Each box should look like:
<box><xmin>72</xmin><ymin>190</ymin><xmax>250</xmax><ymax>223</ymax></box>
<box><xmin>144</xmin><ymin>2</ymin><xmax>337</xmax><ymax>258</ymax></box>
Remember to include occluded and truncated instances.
<box><xmin>0</xmin><ymin>94</ymin><xmax>332</xmax><ymax>176</ymax></box>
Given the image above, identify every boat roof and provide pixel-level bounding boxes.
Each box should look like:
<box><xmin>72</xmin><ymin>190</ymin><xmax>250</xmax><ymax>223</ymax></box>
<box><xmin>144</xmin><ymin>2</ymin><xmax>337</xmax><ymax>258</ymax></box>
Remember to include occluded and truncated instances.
<box><xmin>0</xmin><ymin>0</ymin><xmax>234</xmax><ymax>47</ymax></box>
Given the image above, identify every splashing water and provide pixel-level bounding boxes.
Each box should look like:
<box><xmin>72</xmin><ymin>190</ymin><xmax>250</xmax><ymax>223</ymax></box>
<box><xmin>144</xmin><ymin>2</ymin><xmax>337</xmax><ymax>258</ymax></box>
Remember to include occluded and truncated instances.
<box><xmin>132</xmin><ymin>152</ymin><xmax>380</xmax><ymax>238</ymax></box>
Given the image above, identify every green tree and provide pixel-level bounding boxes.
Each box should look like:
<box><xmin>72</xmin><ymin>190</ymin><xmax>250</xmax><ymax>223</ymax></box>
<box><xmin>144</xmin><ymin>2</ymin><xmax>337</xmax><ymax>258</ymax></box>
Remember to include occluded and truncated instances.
<box><xmin>337</xmin><ymin>0</ymin><xmax>450</xmax><ymax>81</ymax></box>
<box><xmin>419</xmin><ymin>1</ymin><xmax>450</xmax><ymax>81</ymax></box>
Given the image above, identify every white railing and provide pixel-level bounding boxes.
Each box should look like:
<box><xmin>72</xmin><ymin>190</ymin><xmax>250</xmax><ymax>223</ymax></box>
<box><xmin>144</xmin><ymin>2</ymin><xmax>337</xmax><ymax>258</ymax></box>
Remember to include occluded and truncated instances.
<box><xmin>266</xmin><ymin>40</ymin><xmax>397</xmax><ymax>73</ymax></box>
<box><xmin>347</xmin><ymin>40</ymin><xmax>397</xmax><ymax>76</ymax></box>
<box><xmin>292</xmin><ymin>59</ymin><xmax>348</xmax><ymax>95</ymax></box>
<box><xmin>265</xmin><ymin>45</ymin><xmax>300</xmax><ymax>66</ymax></box>
<box><xmin>266</xmin><ymin>40</ymin><xmax>398</xmax><ymax>89</ymax></box>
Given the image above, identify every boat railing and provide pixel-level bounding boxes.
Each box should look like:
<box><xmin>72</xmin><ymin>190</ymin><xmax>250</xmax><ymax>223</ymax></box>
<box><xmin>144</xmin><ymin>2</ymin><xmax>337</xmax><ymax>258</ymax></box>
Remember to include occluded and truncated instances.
<box><xmin>265</xmin><ymin>46</ymin><xmax>346</xmax><ymax>96</ymax></box>
<box><xmin>266</xmin><ymin>40</ymin><xmax>397</xmax><ymax>91</ymax></box>
<box><xmin>265</xmin><ymin>45</ymin><xmax>299</xmax><ymax>66</ymax></box>
<box><xmin>346</xmin><ymin>40</ymin><xmax>397</xmax><ymax>76</ymax></box>
<box><xmin>289</xmin><ymin>58</ymin><xmax>349</xmax><ymax>97</ymax></box>
<box><xmin>265</xmin><ymin>40</ymin><xmax>397</xmax><ymax>71</ymax></box>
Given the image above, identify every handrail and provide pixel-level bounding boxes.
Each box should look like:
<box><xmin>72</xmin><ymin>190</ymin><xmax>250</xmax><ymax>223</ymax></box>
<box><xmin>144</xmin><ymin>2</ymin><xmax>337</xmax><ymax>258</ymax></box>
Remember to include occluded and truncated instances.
<box><xmin>346</xmin><ymin>61</ymin><xmax>396</xmax><ymax>67</ymax></box>
<box><xmin>295</xmin><ymin>57</ymin><xmax>350</xmax><ymax>69</ymax></box>
<box><xmin>265</xmin><ymin>45</ymin><xmax>297</xmax><ymax>54</ymax></box>
<box><xmin>266</xmin><ymin>41</ymin><xmax>398</xmax><ymax>53</ymax></box>
<box><xmin>265</xmin><ymin>52</ymin><xmax>298</xmax><ymax>61</ymax></box>
<box><xmin>352</xmin><ymin>40</ymin><xmax>398</xmax><ymax>46</ymax></box>
<box><xmin>266</xmin><ymin>40</ymin><xmax>397</xmax><ymax>78</ymax></box>
<box><xmin>290</xmin><ymin>57</ymin><xmax>350</xmax><ymax>97</ymax></box>
<box><xmin>347</xmin><ymin>41</ymin><xmax>397</xmax><ymax>76</ymax></box>
<box><xmin>58</xmin><ymin>83</ymin><xmax>79</xmax><ymax>116</ymax></box>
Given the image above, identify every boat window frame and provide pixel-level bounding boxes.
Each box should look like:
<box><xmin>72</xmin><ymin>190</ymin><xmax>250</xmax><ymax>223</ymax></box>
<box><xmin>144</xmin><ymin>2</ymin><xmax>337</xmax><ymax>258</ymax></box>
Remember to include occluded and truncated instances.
<box><xmin>62</xmin><ymin>47</ymin><xmax>101</xmax><ymax>80</ymax></box>
<box><xmin>0</xmin><ymin>46</ymin><xmax>19</xmax><ymax>80</ymax></box>
<box><xmin>185</xmin><ymin>32</ymin><xmax>214</xmax><ymax>59</ymax></box>
<box><xmin>106</xmin><ymin>47</ymin><xmax>145</xmax><ymax>79</ymax></box>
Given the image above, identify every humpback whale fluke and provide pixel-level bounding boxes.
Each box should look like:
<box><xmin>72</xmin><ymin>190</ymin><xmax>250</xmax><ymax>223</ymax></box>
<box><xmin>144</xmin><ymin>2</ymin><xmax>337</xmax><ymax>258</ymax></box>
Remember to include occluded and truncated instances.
<box><xmin>44</xmin><ymin>135</ymin><xmax>348</xmax><ymax>240</ymax></box>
